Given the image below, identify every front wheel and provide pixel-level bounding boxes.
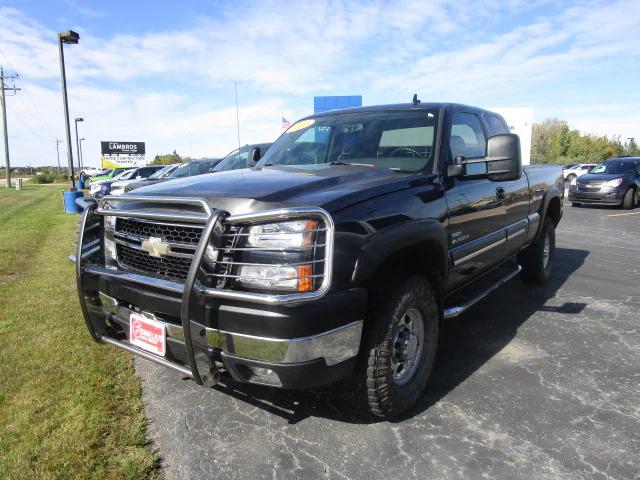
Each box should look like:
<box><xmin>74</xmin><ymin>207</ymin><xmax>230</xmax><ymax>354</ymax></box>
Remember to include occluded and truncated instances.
<box><xmin>519</xmin><ymin>218</ymin><xmax>556</xmax><ymax>285</ymax></box>
<box><xmin>622</xmin><ymin>188</ymin><xmax>637</xmax><ymax>210</ymax></box>
<box><xmin>353</xmin><ymin>275</ymin><xmax>439</xmax><ymax>419</ymax></box>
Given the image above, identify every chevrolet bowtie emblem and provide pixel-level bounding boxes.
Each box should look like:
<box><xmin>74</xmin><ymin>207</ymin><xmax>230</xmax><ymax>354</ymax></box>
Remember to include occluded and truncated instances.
<box><xmin>141</xmin><ymin>237</ymin><xmax>170</xmax><ymax>257</ymax></box>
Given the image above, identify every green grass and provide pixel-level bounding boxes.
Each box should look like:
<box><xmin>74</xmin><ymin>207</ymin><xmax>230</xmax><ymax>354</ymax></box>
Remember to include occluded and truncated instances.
<box><xmin>0</xmin><ymin>185</ymin><xmax>159</xmax><ymax>479</ymax></box>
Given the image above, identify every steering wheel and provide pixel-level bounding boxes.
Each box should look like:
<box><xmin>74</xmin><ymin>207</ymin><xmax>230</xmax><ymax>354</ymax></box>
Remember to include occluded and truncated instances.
<box><xmin>387</xmin><ymin>147</ymin><xmax>424</xmax><ymax>158</ymax></box>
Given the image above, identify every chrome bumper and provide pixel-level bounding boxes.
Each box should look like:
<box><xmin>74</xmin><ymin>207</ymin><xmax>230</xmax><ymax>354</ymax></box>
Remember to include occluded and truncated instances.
<box><xmin>99</xmin><ymin>292</ymin><xmax>363</xmax><ymax>367</ymax></box>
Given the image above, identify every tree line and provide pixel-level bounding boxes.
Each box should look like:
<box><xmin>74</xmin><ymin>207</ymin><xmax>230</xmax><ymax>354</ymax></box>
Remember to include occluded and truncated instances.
<box><xmin>150</xmin><ymin>150</ymin><xmax>191</xmax><ymax>165</ymax></box>
<box><xmin>531</xmin><ymin>118</ymin><xmax>638</xmax><ymax>165</ymax></box>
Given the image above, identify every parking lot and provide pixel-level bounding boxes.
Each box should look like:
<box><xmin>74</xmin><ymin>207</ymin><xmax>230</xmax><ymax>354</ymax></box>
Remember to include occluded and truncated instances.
<box><xmin>133</xmin><ymin>201</ymin><xmax>640</xmax><ymax>480</ymax></box>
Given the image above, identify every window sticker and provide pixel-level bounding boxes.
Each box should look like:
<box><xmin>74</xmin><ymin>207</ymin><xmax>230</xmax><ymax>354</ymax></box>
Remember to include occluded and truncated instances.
<box><xmin>286</xmin><ymin>119</ymin><xmax>315</xmax><ymax>133</ymax></box>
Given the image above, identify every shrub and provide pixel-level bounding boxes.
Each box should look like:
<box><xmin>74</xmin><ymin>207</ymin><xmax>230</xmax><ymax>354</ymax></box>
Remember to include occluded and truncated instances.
<box><xmin>33</xmin><ymin>173</ymin><xmax>62</xmax><ymax>184</ymax></box>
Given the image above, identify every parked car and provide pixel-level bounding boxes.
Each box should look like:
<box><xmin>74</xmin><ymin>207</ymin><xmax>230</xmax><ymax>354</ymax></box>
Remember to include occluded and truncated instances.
<box><xmin>563</xmin><ymin>163</ymin><xmax>596</xmax><ymax>183</ymax></box>
<box><xmin>212</xmin><ymin>143</ymin><xmax>273</xmax><ymax>172</ymax></box>
<box><xmin>116</xmin><ymin>164</ymin><xmax>179</xmax><ymax>193</ymax></box>
<box><xmin>91</xmin><ymin>166</ymin><xmax>164</xmax><ymax>197</ymax></box>
<box><xmin>74</xmin><ymin>101</ymin><xmax>563</xmax><ymax>419</ymax></box>
<box><xmin>569</xmin><ymin>157</ymin><xmax>640</xmax><ymax>209</ymax></box>
<box><xmin>123</xmin><ymin>158</ymin><xmax>221</xmax><ymax>193</ymax></box>
<box><xmin>88</xmin><ymin>168</ymin><xmax>134</xmax><ymax>195</ymax></box>
<box><xmin>106</xmin><ymin>165</ymin><xmax>168</xmax><ymax>196</ymax></box>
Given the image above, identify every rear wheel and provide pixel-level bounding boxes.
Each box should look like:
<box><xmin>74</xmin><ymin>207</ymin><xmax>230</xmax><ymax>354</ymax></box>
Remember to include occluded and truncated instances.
<box><xmin>622</xmin><ymin>188</ymin><xmax>637</xmax><ymax>210</ymax></box>
<box><xmin>519</xmin><ymin>218</ymin><xmax>555</xmax><ymax>285</ymax></box>
<box><xmin>353</xmin><ymin>275</ymin><xmax>439</xmax><ymax>419</ymax></box>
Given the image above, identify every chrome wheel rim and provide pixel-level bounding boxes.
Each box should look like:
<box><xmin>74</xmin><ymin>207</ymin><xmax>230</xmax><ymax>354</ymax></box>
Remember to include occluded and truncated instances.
<box><xmin>391</xmin><ymin>307</ymin><xmax>424</xmax><ymax>385</ymax></box>
<box><xmin>542</xmin><ymin>233</ymin><xmax>551</xmax><ymax>269</ymax></box>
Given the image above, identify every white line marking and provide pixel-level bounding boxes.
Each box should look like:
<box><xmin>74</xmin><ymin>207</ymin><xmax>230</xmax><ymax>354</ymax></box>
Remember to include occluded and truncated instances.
<box><xmin>608</xmin><ymin>211</ymin><xmax>640</xmax><ymax>217</ymax></box>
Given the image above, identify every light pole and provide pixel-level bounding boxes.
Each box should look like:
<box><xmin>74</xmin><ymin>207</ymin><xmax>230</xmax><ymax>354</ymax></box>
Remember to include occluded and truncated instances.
<box><xmin>79</xmin><ymin>137</ymin><xmax>85</xmax><ymax>169</ymax></box>
<box><xmin>58</xmin><ymin>30</ymin><xmax>79</xmax><ymax>190</ymax></box>
<box><xmin>74</xmin><ymin>117</ymin><xmax>83</xmax><ymax>173</ymax></box>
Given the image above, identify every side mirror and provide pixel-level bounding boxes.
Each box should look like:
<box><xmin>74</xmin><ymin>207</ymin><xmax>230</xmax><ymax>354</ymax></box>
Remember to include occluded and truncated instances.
<box><xmin>485</xmin><ymin>134</ymin><xmax>522</xmax><ymax>181</ymax></box>
<box><xmin>448</xmin><ymin>134</ymin><xmax>522</xmax><ymax>181</ymax></box>
<box><xmin>247</xmin><ymin>147</ymin><xmax>261</xmax><ymax>167</ymax></box>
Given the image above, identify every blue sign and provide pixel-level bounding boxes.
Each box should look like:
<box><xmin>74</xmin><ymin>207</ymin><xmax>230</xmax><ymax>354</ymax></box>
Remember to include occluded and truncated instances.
<box><xmin>314</xmin><ymin>95</ymin><xmax>362</xmax><ymax>114</ymax></box>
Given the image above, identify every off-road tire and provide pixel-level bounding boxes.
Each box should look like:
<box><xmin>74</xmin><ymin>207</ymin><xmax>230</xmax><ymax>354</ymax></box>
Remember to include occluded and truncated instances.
<box><xmin>622</xmin><ymin>188</ymin><xmax>637</xmax><ymax>210</ymax></box>
<box><xmin>353</xmin><ymin>275</ymin><xmax>439</xmax><ymax>419</ymax></box>
<box><xmin>519</xmin><ymin>218</ymin><xmax>555</xmax><ymax>285</ymax></box>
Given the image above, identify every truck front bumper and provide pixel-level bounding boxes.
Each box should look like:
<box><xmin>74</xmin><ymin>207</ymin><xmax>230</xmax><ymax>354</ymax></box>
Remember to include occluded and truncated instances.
<box><xmin>74</xmin><ymin>201</ymin><xmax>366</xmax><ymax>390</ymax></box>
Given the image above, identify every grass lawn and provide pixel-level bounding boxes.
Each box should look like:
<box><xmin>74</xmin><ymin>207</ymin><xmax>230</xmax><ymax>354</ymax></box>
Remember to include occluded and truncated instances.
<box><xmin>0</xmin><ymin>185</ymin><xmax>158</xmax><ymax>479</ymax></box>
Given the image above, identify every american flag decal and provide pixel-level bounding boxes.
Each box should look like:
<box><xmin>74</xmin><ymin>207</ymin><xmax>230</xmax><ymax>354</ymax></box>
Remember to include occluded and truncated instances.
<box><xmin>282</xmin><ymin>115</ymin><xmax>291</xmax><ymax>130</ymax></box>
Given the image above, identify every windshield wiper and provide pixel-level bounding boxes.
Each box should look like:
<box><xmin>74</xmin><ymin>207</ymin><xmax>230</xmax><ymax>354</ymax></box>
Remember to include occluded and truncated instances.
<box><xmin>329</xmin><ymin>161</ymin><xmax>352</xmax><ymax>165</ymax></box>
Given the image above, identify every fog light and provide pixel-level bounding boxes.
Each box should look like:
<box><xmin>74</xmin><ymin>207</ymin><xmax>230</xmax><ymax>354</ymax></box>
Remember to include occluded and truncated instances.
<box><xmin>246</xmin><ymin>366</ymin><xmax>281</xmax><ymax>386</ymax></box>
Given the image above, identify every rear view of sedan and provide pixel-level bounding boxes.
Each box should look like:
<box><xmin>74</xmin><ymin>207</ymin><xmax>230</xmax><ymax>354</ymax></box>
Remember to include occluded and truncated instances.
<box><xmin>569</xmin><ymin>157</ymin><xmax>640</xmax><ymax>209</ymax></box>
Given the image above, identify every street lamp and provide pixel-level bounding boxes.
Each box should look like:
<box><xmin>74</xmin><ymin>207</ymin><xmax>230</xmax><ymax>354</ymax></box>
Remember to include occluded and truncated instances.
<box><xmin>74</xmin><ymin>117</ymin><xmax>83</xmax><ymax>172</ymax></box>
<box><xmin>58</xmin><ymin>29</ymin><xmax>79</xmax><ymax>190</ymax></box>
<box><xmin>79</xmin><ymin>137</ymin><xmax>85</xmax><ymax>169</ymax></box>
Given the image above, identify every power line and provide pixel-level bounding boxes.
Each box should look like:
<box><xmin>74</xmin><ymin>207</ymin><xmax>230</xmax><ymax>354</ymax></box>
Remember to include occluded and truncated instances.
<box><xmin>0</xmin><ymin>48</ymin><xmax>58</xmax><ymax>138</ymax></box>
<box><xmin>1</xmin><ymin>66</ymin><xmax>21</xmax><ymax>188</ymax></box>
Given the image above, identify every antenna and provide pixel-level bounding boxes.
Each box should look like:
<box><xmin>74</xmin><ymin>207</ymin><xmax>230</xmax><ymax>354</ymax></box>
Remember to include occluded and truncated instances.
<box><xmin>234</xmin><ymin>81</ymin><xmax>241</xmax><ymax>152</ymax></box>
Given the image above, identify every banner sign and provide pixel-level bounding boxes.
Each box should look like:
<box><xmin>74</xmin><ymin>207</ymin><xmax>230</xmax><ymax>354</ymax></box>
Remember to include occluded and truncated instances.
<box><xmin>100</xmin><ymin>141</ymin><xmax>146</xmax><ymax>168</ymax></box>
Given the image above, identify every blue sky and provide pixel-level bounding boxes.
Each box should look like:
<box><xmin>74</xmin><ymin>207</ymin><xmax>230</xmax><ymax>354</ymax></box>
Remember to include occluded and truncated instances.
<box><xmin>1</xmin><ymin>0</ymin><xmax>639</xmax><ymax>167</ymax></box>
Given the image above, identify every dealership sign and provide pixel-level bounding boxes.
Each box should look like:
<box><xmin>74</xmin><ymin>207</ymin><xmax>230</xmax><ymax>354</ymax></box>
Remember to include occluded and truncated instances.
<box><xmin>101</xmin><ymin>141</ymin><xmax>146</xmax><ymax>168</ymax></box>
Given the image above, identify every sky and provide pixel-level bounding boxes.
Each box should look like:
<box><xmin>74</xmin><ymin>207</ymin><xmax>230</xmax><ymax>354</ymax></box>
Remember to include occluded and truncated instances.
<box><xmin>0</xmin><ymin>0</ymin><xmax>639</xmax><ymax>167</ymax></box>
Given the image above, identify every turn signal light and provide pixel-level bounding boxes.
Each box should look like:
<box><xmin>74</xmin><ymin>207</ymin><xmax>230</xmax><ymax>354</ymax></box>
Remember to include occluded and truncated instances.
<box><xmin>297</xmin><ymin>264</ymin><xmax>313</xmax><ymax>292</ymax></box>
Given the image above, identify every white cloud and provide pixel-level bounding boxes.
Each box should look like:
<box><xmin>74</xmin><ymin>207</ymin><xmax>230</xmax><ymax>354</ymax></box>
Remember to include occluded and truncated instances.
<box><xmin>0</xmin><ymin>0</ymin><xmax>639</xmax><ymax>166</ymax></box>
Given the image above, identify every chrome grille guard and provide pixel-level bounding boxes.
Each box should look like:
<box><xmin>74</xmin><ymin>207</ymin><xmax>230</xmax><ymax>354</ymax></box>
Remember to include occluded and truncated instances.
<box><xmin>76</xmin><ymin>196</ymin><xmax>336</xmax><ymax>386</ymax></box>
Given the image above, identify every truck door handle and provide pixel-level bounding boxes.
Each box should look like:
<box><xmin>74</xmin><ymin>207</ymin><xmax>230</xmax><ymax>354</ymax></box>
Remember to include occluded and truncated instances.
<box><xmin>496</xmin><ymin>187</ymin><xmax>506</xmax><ymax>200</ymax></box>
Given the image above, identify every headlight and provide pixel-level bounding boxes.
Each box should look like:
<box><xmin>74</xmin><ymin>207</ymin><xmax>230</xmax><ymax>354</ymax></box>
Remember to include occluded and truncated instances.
<box><xmin>237</xmin><ymin>264</ymin><xmax>313</xmax><ymax>292</ymax></box>
<box><xmin>605</xmin><ymin>178</ymin><xmax>623</xmax><ymax>188</ymax></box>
<box><xmin>247</xmin><ymin>220</ymin><xmax>318</xmax><ymax>248</ymax></box>
<box><xmin>570</xmin><ymin>177</ymin><xmax>577</xmax><ymax>186</ymax></box>
<box><xmin>89</xmin><ymin>183</ymin><xmax>101</xmax><ymax>194</ymax></box>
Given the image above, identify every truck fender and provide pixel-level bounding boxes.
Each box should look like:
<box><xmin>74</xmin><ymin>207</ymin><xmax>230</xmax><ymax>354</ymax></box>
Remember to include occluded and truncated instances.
<box><xmin>350</xmin><ymin>219</ymin><xmax>449</xmax><ymax>286</ymax></box>
<box><xmin>534</xmin><ymin>186</ymin><xmax>563</xmax><ymax>240</ymax></box>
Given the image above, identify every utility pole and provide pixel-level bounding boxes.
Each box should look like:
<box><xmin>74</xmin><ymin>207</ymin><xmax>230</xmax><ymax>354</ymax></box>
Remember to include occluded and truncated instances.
<box><xmin>55</xmin><ymin>139</ymin><xmax>63</xmax><ymax>174</ymax></box>
<box><xmin>1</xmin><ymin>66</ymin><xmax>20</xmax><ymax>188</ymax></box>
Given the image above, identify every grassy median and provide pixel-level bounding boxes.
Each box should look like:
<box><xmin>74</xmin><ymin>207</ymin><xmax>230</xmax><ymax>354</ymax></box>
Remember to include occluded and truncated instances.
<box><xmin>0</xmin><ymin>185</ymin><xmax>158</xmax><ymax>479</ymax></box>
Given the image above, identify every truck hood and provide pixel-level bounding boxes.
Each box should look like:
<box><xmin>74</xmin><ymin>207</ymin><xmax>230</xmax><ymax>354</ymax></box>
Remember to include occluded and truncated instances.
<box><xmin>131</xmin><ymin>165</ymin><xmax>418</xmax><ymax>215</ymax></box>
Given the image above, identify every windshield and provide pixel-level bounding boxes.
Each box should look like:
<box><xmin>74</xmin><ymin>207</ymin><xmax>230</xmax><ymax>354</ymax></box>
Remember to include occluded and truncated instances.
<box><xmin>590</xmin><ymin>160</ymin><xmax>637</xmax><ymax>175</ymax></box>
<box><xmin>118</xmin><ymin>169</ymin><xmax>137</xmax><ymax>180</ymax></box>
<box><xmin>169</xmin><ymin>161</ymin><xmax>217</xmax><ymax>178</ymax></box>
<box><xmin>258</xmin><ymin>110</ymin><xmax>439</xmax><ymax>172</ymax></box>
<box><xmin>213</xmin><ymin>148</ymin><xmax>247</xmax><ymax>172</ymax></box>
<box><xmin>148</xmin><ymin>164</ymin><xmax>176</xmax><ymax>179</ymax></box>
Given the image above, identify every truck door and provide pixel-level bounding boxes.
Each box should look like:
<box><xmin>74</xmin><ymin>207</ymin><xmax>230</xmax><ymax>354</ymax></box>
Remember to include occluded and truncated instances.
<box><xmin>482</xmin><ymin>113</ymin><xmax>530</xmax><ymax>255</ymax></box>
<box><xmin>445</xmin><ymin>111</ymin><xmax>509</xmax><ymax>289</ymax></box>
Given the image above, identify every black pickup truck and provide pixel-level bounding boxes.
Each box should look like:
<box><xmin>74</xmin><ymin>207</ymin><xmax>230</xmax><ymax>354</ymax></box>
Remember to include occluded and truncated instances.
<box><xmin>74</xmin><ymin>102</ymin><xmax>563</xmax><ymax>419</ymax></box>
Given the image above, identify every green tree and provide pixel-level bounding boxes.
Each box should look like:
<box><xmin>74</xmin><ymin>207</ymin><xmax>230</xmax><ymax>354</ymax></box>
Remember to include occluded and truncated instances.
<box><xmin>151</xmin><ymin>150</ymin><xmax>186</xmax><ymax>165</ymax></box>
<box><xmin>531</xmin><ymin>118</ymin><xmax>628</xmax><ymax>165</ymax></box>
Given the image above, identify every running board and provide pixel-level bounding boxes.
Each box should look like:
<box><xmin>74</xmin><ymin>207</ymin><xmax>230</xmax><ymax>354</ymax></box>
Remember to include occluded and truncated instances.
<box><xmin>443</xmin><ymin>264</ymin><xmax>522</xmax><ymax>319</ymax></box>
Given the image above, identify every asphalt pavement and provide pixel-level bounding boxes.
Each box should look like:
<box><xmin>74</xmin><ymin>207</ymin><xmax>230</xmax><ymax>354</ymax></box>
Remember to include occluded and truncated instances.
<box><xmin>136</xmin><ymin>201</ymin><xmax>640</xmax><ymax>480</ymax></box>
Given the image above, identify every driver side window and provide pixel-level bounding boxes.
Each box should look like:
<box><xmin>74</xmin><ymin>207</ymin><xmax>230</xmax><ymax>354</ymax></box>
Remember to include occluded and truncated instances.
<box><xmin>451</xmin><ymin>113</ymin><xmax>486</xmax><ymax>159</ymax></box>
